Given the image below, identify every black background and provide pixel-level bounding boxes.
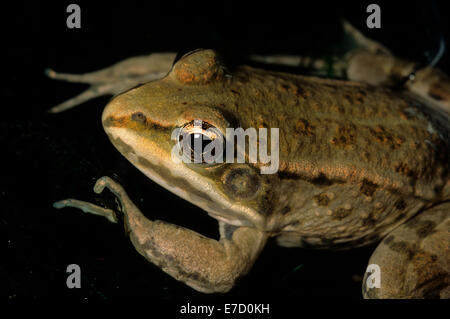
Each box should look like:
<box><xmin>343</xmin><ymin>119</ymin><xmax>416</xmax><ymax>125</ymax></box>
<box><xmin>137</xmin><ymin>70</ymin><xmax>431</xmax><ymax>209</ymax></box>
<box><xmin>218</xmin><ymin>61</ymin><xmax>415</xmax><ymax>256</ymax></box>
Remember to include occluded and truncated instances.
<box><xmin>1</xmin><ymin>0</ymin><xmax>449</xmax><ymax>303</ymax></box>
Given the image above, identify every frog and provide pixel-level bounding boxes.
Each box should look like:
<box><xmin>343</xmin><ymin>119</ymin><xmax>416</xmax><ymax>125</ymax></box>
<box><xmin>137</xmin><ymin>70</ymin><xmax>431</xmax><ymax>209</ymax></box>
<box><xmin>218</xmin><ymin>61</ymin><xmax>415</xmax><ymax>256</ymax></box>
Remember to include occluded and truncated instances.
<box><xmin>51</xmin><ymin>47</ymin><xmax>450</xmax><ymax>298</ymax></box>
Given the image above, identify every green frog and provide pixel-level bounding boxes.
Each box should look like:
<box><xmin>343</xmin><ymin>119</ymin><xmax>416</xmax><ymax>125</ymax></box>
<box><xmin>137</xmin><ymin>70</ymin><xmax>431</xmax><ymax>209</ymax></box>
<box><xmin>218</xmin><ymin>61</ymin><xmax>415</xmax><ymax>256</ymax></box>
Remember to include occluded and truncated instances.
<box><xmin>50</xmin><ymin>46</ymin><xmax>449</xmax><ymax>298</ymax></box>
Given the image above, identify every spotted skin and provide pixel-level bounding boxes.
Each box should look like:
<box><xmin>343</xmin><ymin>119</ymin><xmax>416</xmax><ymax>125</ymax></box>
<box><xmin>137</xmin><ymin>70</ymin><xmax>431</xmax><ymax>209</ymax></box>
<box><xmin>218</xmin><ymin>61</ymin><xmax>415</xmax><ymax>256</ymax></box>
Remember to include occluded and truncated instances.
<box><xmin>363</xmin><ymin>202</ymin><xmax>450</xmax><ymax>298</ymax></box>
<box><xmin>53</xmin><ymin>49</ymin><xmax>449</xmax><ymax>298</ymax></box>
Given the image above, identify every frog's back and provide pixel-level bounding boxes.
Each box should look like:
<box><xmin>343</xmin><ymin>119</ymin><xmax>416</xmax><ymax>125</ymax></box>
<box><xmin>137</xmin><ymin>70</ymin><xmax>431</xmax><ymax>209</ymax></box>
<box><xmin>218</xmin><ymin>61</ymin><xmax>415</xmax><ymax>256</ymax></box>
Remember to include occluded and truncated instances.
<box><xmin>226</xmin><ymin>66</ymin><xmax>450</xmax><ymax>248</ymax></box>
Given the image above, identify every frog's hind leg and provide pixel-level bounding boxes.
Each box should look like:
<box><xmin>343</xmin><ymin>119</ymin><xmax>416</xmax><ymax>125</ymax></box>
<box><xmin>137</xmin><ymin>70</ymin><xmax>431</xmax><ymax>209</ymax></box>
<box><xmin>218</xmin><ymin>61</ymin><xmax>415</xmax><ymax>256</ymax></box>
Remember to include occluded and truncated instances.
<box><xmin>47</xmin><ymin>53</ymin><xmax>176</xmax><ymax>113</ymax></box>
<box><xmin>54</xmin><ymin>176</ymin><xmax>268</xmax><ymax>293</ymax></box>
<box><xmin>363</xmin><ymin>201</ymin><xmax>450</xmax><ymax>298</ymax></box>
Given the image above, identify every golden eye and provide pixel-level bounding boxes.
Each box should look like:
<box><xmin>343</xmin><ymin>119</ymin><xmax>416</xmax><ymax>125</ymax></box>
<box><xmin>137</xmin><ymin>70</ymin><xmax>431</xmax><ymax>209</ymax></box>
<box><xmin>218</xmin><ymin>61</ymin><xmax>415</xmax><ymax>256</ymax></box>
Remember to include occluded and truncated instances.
<box><xmin>178</xmin><ymin>120</ymin><xmax>224</xmax><ymax>163</ymax></box>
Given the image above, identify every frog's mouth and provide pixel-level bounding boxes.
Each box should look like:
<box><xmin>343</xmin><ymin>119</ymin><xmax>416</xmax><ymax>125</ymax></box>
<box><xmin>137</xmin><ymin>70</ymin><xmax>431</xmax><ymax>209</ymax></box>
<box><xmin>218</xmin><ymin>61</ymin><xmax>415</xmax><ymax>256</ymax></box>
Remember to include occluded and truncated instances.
<box><xmin>105</xmin><ymin>126</ymin><xmax>265</xmax><ymax>228</ymax></box>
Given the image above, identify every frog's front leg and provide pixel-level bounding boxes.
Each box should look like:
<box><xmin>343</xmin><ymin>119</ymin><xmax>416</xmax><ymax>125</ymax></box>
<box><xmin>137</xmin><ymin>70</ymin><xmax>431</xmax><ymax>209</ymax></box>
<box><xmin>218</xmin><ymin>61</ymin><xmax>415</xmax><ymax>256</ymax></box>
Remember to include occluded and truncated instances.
<box><xmin>54</xmin><ymin>176</ymin><xmax>268</xmax><ymax>293</ymax></box>
<box><xmin>363</xmin><ymin>201</ymin><xmax>450</xmax><ymax>299</ymax></box>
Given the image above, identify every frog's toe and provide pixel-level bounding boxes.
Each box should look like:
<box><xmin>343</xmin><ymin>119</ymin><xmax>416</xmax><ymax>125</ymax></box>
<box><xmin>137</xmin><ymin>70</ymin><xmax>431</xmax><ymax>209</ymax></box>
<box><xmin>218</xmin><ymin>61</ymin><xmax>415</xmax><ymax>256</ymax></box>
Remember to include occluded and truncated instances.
<box><xmin>47</xmin><ymin>86</ymin><xmax>107</xmax><ymax>113</ymax></box>
<box><xmin>93</xmin><ymin>177</ymin><xmax>109</xmax><ymax>194</ymax></box>
<box><xmin>94</xmin><ymin>176</ymin><xmax>125</xmax><ymax>197</ymax></box>
<box><xmin>53</xmin><ymin>198</ymin><xmax>118</xmax><ymax>223</ymax></box>
<box><xmin>45</xmin><ymin>68</ymin><xmax>91</xmax><ymax>83</ymax></box>
<box><xmin>93</xmin><ymin>176</ymin><xmax>135</xmax><ymax>216</ymax></box>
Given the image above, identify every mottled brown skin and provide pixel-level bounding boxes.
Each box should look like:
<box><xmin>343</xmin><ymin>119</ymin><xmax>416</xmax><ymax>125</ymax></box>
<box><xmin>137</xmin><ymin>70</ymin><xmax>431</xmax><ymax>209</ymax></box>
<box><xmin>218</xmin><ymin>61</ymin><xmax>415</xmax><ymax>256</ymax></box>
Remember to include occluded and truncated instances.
<box><xmin>55</xmin><ymin>49</ymin><xmax>450</xmax><ymax>297</ymax></box>
<box><xmin>363</xmin><ymin>202</ymin><xmax>450</xmax><ymax>298</ymax></box>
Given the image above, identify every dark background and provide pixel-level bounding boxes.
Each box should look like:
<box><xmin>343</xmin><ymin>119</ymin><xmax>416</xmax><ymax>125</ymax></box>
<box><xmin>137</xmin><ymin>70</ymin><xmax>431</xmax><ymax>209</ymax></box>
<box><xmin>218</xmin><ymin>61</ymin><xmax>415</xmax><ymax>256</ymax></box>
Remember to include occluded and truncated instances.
<box><xmin>1</xmin><ymin>0</ymin><xmax>449</xmax><ymax>303</ymax></box>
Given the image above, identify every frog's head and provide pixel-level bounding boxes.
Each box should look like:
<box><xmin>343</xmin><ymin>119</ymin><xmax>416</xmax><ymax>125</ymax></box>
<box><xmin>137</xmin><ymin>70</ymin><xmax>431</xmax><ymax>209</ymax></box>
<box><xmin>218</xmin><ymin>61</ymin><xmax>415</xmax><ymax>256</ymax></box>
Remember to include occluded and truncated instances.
<box><xmin>101</xmin><ymin>49</ymin><xmax>273</xmax><ymax>228</ymax></box>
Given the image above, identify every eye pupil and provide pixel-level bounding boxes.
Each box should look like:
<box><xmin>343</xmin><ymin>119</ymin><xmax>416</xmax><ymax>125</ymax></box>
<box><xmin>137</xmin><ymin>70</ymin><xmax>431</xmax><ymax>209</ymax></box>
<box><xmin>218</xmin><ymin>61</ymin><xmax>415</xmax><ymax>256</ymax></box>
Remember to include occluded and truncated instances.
<box><xmin>178</xmin><ymin>120</ymin><xmax>224</xmax><ymax>163</ymax></box>
<box><xmin>186</xmin><ymin>133</ymin><xmax>212</xmax><ymax>156</ymax></box>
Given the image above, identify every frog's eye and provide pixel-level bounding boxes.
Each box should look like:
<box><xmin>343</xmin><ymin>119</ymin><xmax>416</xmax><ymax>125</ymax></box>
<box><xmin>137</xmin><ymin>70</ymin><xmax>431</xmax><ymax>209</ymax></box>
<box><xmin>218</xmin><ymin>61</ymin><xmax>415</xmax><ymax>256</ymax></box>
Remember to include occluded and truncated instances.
<box><xmin>178</xmin><ymin>120</ymin><xmax>225</xmax><ymax>164</ymax></box>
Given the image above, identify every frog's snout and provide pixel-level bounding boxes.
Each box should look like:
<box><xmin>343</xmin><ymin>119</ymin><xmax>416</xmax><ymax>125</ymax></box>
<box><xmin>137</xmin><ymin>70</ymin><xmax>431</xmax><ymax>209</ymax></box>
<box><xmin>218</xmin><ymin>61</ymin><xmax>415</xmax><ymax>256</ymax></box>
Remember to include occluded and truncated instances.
<box><xmin>101</xmin><ymin>95</ymin><xmax>129</xmax><ymax>129</ymax></box>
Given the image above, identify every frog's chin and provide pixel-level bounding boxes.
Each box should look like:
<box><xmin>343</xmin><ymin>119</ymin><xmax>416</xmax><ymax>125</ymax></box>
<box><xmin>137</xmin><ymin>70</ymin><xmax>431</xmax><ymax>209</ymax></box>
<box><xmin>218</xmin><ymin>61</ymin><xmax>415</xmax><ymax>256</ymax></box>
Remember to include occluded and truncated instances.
<box><xmin>136</xmin><ymin>165</ymin><xmax>257</xmax><ymax>226</ymax></box>
<box><xmin>132</xmin><ymin>159</ymin><xmax>260</xmax><ymax>228</ymax></box>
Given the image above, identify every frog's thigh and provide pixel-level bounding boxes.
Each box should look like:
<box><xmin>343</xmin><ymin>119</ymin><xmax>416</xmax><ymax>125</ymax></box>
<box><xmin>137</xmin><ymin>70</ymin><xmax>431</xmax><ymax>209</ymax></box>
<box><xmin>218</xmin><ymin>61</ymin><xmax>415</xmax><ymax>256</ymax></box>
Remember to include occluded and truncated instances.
<box><xmin>91</xmin><ymin>177</ymin><xmax>267</xmax><ymax>293</ymax></box>
<box><xmin>363</xmin><ymin>202</ymin><xmax>450</xmax><ymax>299</ymax></box>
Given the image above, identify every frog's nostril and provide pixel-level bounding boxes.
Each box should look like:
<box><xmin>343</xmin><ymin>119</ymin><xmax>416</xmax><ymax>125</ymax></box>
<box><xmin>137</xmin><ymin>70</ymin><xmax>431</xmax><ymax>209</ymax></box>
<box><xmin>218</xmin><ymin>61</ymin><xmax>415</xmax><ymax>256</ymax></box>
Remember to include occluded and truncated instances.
<box><xmin>131</xmin><ymin>112</ymin><xmax>147</xmax><ymax>124</ymax></box>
